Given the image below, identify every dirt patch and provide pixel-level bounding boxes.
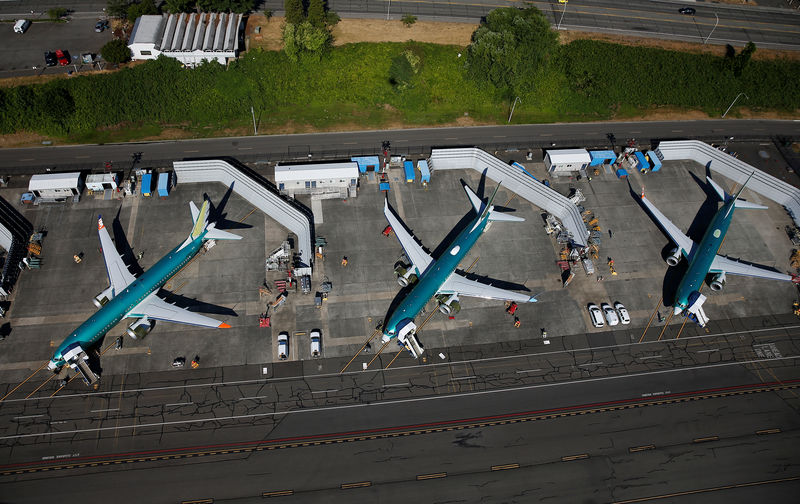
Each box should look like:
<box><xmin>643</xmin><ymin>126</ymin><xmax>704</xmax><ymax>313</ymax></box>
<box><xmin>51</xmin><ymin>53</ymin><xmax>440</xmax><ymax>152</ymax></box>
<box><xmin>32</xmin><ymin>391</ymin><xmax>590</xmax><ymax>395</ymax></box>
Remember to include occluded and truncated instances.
<box><xmin>137</xmin><ymin>128</ymin><xmax>196</xmax><ymax>142</ymax></box>
<box><xmin>246</xmin><ymin>16</ymin><xmax>476</xmax><ymax>51</ymax></box>
<box><xmin>0</xmin><ymin>132</ymin><xmax>53</xmax><ymax>148</ymax></box>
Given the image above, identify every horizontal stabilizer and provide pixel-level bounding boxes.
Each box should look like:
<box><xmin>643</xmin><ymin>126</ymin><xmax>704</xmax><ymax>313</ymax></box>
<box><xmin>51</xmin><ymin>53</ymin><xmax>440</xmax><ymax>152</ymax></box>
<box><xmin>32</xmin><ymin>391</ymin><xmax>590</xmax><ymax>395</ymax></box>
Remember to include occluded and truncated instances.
<box><xmin>204</xmin><ymin>224</ymin><xmax>242</xmax><ymax>241</ymax></box>
<box><xmin>734</xmin><ymin>199</ymin><xmax>768</xmax><ymax>210</ymax></box>
<box><xmin>489</xmin><ymin>210</ymin><xmax>525</xmax><ymax>223</ymax></box>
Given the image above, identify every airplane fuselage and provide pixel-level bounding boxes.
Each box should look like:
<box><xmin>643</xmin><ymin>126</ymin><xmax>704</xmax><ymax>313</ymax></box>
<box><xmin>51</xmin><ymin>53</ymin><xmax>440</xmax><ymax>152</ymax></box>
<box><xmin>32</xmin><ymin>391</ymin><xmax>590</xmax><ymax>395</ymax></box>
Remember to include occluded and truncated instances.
<box><xmin>674</xmin><ymin>200</ymin><xmax>736</xmax><ymax>312</ymax></box>
<box><xmin>50</xmin><ymin>233</ymin><xmax>205</xmax><ymax>368</ymax></box>
<box><xmin>383</xmin><ymin>213</ymin><xmax>489</xmax><ymax>338</ymax></box>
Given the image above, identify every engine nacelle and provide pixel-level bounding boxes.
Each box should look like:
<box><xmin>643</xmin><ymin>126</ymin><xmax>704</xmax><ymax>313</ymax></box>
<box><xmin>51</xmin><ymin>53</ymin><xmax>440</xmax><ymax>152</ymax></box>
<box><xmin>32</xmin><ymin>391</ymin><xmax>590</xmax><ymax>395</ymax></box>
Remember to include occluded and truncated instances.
<box><xmin>394</xmin><ymin>265</ymin><xmax>418</xmax><ymax>287</ymax></box>
<box><xmin>93</xmin><ymin>286</ymin><xmax>115</xmax><ymax>308</ymax></box>
<box><xmin>126</xmin><ymin>317</ymin><xmax>153</xmax><ymax>340</ymax></box>
<box><xmin>710</xmin><ymin>272</ymin><xmax>726</xmax><ymax>291</ymax></box>
<box><xmin>437</xmin><ymin>294</ymin><xmax>461</xmax><ymax>315</ymax></box>
<box><xmin>666</xmin><ymin>248</ymin><xmax>681</xmax><ymax>267</ymax></box>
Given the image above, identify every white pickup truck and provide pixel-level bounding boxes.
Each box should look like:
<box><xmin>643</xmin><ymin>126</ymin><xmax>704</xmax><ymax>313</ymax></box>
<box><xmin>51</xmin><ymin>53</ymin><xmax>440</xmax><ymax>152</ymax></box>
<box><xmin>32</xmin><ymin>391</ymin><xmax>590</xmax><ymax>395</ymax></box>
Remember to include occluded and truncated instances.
<box><xmin>310</xmin><ymin>330</ymin><xmax>321</xmax><ymax>358</ymax></box>
<box><xmin>277</xmin><ymin>331</ymin><xmax>289</xmax><ymax>360</ymax></box>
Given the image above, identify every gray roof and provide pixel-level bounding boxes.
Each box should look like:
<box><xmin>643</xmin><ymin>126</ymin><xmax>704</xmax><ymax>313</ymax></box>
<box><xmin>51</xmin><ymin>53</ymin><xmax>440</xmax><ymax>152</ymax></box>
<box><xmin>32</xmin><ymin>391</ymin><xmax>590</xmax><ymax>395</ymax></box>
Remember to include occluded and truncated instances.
<box><xmin>129</xmin><ymin>15</ymin><xmax>165</xmax><ymax>45</ymax></box>
<box><xmin>130</xmin><ymin>12</ymin><xmax>242</xmax><ymax>53</ymax></box>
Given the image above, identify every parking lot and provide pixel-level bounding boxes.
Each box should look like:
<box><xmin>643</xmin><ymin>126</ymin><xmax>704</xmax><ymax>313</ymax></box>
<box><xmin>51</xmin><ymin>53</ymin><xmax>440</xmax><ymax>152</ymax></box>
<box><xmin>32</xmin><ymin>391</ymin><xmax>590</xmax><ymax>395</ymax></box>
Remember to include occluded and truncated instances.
<box><xmin>0</xmin><ymin>12</ymin><xmax>111</xmax><ymax>77</ymax></box>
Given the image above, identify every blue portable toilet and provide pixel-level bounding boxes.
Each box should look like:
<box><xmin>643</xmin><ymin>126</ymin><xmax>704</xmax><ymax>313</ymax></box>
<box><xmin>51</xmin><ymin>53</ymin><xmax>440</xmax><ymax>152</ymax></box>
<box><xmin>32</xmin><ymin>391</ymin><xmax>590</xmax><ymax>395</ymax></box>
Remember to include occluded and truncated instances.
<box><xmin>403</xmin><ymin>161</ymin><xmax>415</xmax><ymax>183</ymax></box>
<box><xmin>634</xmin><ymin>151</ymin><xmax>649</xmax><ymax>172</ymax></box>
<box><xmin>646</xmin><ymin>150</ymin><xmax>662</xmax><ymax>172</ymax></box>
<box><xmin>157</xmin><ymin>172</ymin><xmax>172</xmax><ymax>198</ymax></box>
<box><xmin>141</xmin><ymin>173</ymin><xmax>152</xmax><ymax>197</ymax></box>
<box><xmin>418</xmin><ymin>160</ymin><xmax>430</xmax><ymax>183</ymax></box>
<box><xmin>615</xmin><ymin>168</ymin><xmax>628</xmax><ymax>179</ymax></box>
<box><xmin>589</xmin><ymin>150</ymin><xmax>616</xmax><ymax>166</ymax></box>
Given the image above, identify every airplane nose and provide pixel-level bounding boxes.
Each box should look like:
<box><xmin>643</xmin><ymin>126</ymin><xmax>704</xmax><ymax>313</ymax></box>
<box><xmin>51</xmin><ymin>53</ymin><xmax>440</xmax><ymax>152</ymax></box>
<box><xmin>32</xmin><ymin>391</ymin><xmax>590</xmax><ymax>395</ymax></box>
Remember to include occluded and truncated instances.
<box><xmin>673</xmin><ymin>306</ymin><xmax>683</xmax><ymax>316</ymax></box>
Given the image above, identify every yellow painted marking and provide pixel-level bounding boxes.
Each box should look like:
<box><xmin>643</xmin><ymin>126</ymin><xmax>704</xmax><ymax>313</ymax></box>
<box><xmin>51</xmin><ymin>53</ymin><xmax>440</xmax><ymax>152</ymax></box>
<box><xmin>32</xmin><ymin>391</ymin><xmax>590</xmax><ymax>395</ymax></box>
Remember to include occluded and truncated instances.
<box><xmin>628</xmin><ymin>444</ymin><xmax>656</xmax><ymax>453</ymax></box>
<box><xmin>692</xmin><ymin>436</ymin><xmax>720</xmax><ymax>443</ymax></box>
<box><xmin>340</xmin><ymin>329</ymin><xmax>380</xmax><ymax>373</ymax></box>
<box><xmin>639</xmin><ymin>298</ymin><xmax>662</xmax><ymax>343</ymax></box>
<box><xmin>262</xmin><ymin>490</ymin><xmax>294</xmax><ymax>497</ymax></box>
<box><xmin>341</xmin><ymin>481</ymin><xmax>372</xmax><ymax>489</ymax></box>
<box><xmin>561</xmin><ymin>453</ymin><xmax>589</xmax><ymax>462</ymax></box>
<box><xmin>491</xmin><ymin>463</ymin><xmax>520</xmax><ymax>471</ymax></box>
<box><xmin>756</xmin><ymin>428</ymin><xmax>781</xmax><ymax>435</ymax></box>
<box><xmin>611</xmin><ymin>475</ymin><xmax>800</xmax><ymax>504</ymax></box>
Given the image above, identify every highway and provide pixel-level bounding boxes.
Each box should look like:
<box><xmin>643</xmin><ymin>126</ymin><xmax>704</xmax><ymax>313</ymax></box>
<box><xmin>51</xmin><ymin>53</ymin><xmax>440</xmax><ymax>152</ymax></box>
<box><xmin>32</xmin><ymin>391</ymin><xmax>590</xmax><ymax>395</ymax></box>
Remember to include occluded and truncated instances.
<box><xmin>1</xmin><ymin>119</ymin><xmax>798</xmax><ymax>176</ymax></box>
<box><xmin>0</xmin><ymin>0</ymin><xmax>798</xmax><ymax>51</ymax></box>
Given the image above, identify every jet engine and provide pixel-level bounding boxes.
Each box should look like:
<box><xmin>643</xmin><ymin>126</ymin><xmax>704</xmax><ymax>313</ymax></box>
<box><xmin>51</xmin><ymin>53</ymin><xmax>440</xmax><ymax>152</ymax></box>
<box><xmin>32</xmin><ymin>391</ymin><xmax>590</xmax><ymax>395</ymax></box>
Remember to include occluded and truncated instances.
<box><xmin>126</xmin><ymin>317</ymin><xmax>153</xmax><ymax>340</ymax></box>
<box><xmin>710</xmin><ymin>272</ymin><xmax>726</xmax><ymax>291</ymax></box>
<box><xmin>666</xmin><ymin>248</ymin><xmax>681</xmax><ymax>267</ymax></box>
<box><xmin>394</xmin><ymin>264</ymin><xmax>418</xmax><ymax>287</ymax></box>
<box><xmin>92</xmin><ymin>286</ymin><xmax>114</xmax><ymax>308</ymax></box>
<box><xmin>437</xmin><ymin>294</ymin><xmax>461</xmax><ymax>315</ymax></box>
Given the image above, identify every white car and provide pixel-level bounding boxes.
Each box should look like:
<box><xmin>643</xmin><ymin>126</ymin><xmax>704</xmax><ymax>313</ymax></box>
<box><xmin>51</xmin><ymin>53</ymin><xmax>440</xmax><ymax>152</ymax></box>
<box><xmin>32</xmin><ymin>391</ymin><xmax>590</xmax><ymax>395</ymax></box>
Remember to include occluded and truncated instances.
<box><xmin>277</xmin><ymin>331</ymin><xmax>289</xmax><ymax>360</ymax></box>
<box><xmin>601</xmin><ymin>303</ymin><xmax>619</xmax><ymax>326</ymax></box>
<box><xmin>310</xmin><ymin>329</ymin><xmax>321</xmax><ymax>358</ymax></box>
<box><xmin>588</xmin><ymin>304</ymin><xmax>604</xmax><ymax>328</ymax></box>
<box><xmin>614</xmin><ymin>302</ymin><xmax>631</xmax><ymax>325</ymax></box>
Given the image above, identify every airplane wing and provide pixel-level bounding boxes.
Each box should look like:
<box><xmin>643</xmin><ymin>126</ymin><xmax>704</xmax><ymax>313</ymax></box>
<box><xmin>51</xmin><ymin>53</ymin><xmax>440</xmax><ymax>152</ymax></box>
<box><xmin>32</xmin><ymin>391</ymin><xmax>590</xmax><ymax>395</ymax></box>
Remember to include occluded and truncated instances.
<box><xmin>639</xmin><ymin>195</ymin><xmax>695</xmax><ymax>258</ymax></box>
<box><xmin>709</xmin><ymin>255</ymin><xmax>792</xmax><ymax>281</ymax></box>
<box><xmin>384</xmin><ymin>198</ymin><xmax>433</xmax><ymax>274</ymax></box>
<box><xmin>97</xmin><ymin>216</ymin><xmax>136</xmax><ymax>293</ymax></box>
<box><xmin>438</xmin><ymin>272</ymin><xmax>536</xmax><ymax>303</ymax></box>
<box><xmin>128</xmin><ymin>292</ymin><xmax>231</xmax><ymax>329</ymax></box>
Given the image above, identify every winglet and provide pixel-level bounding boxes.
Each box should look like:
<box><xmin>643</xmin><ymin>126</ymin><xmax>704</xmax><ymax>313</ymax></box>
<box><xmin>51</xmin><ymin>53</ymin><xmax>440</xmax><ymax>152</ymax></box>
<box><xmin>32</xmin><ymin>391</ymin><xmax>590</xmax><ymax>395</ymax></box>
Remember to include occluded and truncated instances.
<box><xmin>528</xmin><ymin>296</ymin><xmax>538</xmax><ymax>303</ymax></box>
<box><xmin>218</xmin><ymin>322</ymin><xmax>231</xmax><ymax>328</ymax></box>
<box><xmin>732</xmin><ymin>172</ymin><xmax>756</xmax><ymax>203</ymax></box>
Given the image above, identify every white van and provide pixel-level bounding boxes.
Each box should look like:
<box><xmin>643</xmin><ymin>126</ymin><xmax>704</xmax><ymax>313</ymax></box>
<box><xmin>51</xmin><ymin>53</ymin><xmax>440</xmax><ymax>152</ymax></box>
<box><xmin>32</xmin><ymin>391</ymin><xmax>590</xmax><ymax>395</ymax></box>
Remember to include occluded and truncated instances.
<box><xmin>14</xmin><ymin>20</ymin><xmax>31</xmax><ymax>34</ymax></box>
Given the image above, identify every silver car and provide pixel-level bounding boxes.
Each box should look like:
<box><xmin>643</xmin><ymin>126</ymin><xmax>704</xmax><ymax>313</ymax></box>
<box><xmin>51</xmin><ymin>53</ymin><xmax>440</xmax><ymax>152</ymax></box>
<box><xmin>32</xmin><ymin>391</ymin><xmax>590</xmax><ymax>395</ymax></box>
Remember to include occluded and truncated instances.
<box><xmin>588</xmin><ymin>304</ymin><xmax>604</xmax><ymax>328</ymax></box>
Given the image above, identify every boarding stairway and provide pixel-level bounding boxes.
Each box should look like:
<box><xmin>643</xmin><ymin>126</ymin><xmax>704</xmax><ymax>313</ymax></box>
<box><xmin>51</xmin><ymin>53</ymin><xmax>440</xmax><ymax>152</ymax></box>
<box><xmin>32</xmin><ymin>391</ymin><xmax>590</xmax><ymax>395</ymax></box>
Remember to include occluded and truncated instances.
<box><xmin>657</xmin><ymin>140</ymin><xmax>800</xmax><ymax>227</ymax></box>
<box><xmin>173</xmin><ymin>158</ymin><xmax>315</xmax><ymax>274</ymax></box>
<box><xmin>428</xmin><ymin>148</ymin><xmax>589</xmax><ymax>247</ymax></box>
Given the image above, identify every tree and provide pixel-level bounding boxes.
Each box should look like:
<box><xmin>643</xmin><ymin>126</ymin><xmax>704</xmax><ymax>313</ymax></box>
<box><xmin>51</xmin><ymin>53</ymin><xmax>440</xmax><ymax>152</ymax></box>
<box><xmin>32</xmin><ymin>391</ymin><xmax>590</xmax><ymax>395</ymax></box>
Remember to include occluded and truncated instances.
<box><xmin>127</xmin><ymin>0</ymin><xmax>158</xmax><ymax>21</ymax></box>
<box><xmin>163</xmin><ymin>0</ymin><xmax>194</xmax><ymax>13</ymax></box>
<box><xmin>47</xmin><ymin>7</ymin><xmax>68</xmax><ymax>21</ymax></box>
<box><xmin>465</xmin><ymin>6</ymin><xmax>558</xmax><ymax>96</ymax></box>
<box><xmin>101</xmin><ymin>39</ymin><xmax>132</xmax><ymax>64</ymax></box>
<box><xmin>106</xmin><ymin>0</ymin><xmax>131</xmax><ymax>19</ymax></box>
<box><xmin>307</xmin><ymin>0</ymin><xmax>325</xmax><ymax>28</ymax></box>
<box><xmin>282</xmin><ymin>21</ymin><xmax>331</xmax><ymax>62</ymax></box>
<box><xmin>401</xmin><ymin>14</ymin><xmax>417</xmax><ymax>28</ymax></box>
<box><xmin>284</xmin><ymin>0</ymin><xmax>305</xmax><ymax>25</ymax></box>
<box><xmin>733</xmin><ymin>41</ymin><xmax>757</xmax><ymax>77</ymax></box>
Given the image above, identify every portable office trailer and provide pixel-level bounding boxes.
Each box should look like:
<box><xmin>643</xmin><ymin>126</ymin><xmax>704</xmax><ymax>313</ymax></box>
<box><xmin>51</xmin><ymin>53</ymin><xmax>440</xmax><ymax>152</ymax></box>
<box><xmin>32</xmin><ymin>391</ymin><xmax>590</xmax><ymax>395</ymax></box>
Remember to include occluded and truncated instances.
<box><xmin>28</xmin><ymin>173</ymin><xmax>83</xmax><ymax>202</ymax></box>
<box><xmin>544</xmin><ymin>149</ymin><xmax>591</xmax><ymax>174</ymax></box>
<box><xmin>85</xmin><ymin>173</ymin><xmax>119</xmax><ymax>192</ymax></box>
<box><xmin>403</xmin><ymin>161</ymin><xmax>415</xmax><ymax>183</ymax></box>
<box><xmin>141</xmin><ymin>172</ymin><xmax>153</xmax><ymax>197</ymax></box>
<box><xmin>418</xmin><ymin>160</ymin><xmax>430</xmax><ymax>183</ymax></box>
<box><xmin>275</xmin><ymin>162</ymin><xmax>359</xmax><ymax>198</ymax></box>
<box><xmin>351</xmin><ymin>156</ymin><xmax>381</xmax><ymax>173</ymax></box>
<box><xmin>157</xmin><ymin>172</ymin><xmax>174</xmax><ymax>197</ymax></box>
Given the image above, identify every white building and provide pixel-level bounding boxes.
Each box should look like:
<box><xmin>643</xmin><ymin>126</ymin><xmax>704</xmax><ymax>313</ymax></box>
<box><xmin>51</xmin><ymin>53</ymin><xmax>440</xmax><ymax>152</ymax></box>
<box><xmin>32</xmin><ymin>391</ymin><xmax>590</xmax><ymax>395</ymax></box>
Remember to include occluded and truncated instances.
<box><xmin>85</xmin><ymin>173</ymin><xmax>119</xmax><ymax>192</ymax></box>
<box><xmin>128</xmin><ymin>12</ymin><xmax>243</xmax><ymax>67</ymax></box>
<box><xmin>275</xmin><ymin>162</ymin><xmax>359</xmax><ymax>199</ymax></box>
<box><xmin>544</xmin><ymin>149</ymin><xmax>592</xmax><ymax>174</ymax></box>
<box><xmin>28</xmin><ymin>172</ymin><xmax>83</xmax><ymax>202</ymax></box>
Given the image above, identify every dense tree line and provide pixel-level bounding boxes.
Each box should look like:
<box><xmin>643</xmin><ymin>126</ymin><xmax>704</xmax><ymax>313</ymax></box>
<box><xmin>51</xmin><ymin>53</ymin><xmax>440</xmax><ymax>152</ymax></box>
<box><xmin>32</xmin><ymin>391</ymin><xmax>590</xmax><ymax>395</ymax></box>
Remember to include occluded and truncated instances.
<box><xmin>106</xmin><ymin>0</ymin><xmax>255</xmax><ymax>19</ymax></box>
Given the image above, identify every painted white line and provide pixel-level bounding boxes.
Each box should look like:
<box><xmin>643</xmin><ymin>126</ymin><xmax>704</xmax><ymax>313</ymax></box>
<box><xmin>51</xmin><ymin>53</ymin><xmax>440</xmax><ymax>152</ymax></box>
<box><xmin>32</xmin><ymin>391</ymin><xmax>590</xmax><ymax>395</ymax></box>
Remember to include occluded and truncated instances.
<box><xmin>5</xmin><ymin>355</ymin><xmax>797</xmax><ymax>441</ymax></box>
<box><xmin>164</xmin><ymin>402</ymin><xmax>193</xmax><ymax>407</ymax></box>
<box><xmin>75</xmin><ymin>155</ymin><xmax>90</xmax><ymax>159</ymax></box>
<box><xmin>516</xmin><ymin>369</ymin><xmax>542</xmax><ymax>374</ymax></box>
<box><xmin>696</xmin><ymin>349</ymin><xmax>719</xmax><ymax>353</ymax></box>
<box><xmin>383</xmin><ymin>383</ymin><xmax>410</xmax><ymax>388</ymax></box>
<box><xmin>184</xmin><ymin>150</ymin><xmax>199</xmax><ymax>153</ymax></box>
<box><xmin>671</xmin><ymin>130</ymin><xmax>683</xmax><ymax>133</ymax></box>
<box><xmin>238</xmin><ymin>147</ymin><xmax>253</xmax><ymax>150</ymax></box>
<box><xmin>238</xmin><ymin>396</ymin><xmax>269</xmax><ymax>401</ymax></box>
<box><xmin>13</xmin><ymin>325</ymin><xmax>800</xmax><ymax>403</ymax></box>
<box><xmin>637</xmin><ymin>355</ymin><xmax>663</xmax><ymax>360</ymax></box>
<box><xmin>579</xmin><ymin>362</ymin><xmax>604</xmax><ymax>366</ymax></box>
<box><xmin>540</xmin><ymin>134</ymin><xmax>552</xmax><ymax>137</ymax></box>
<box><xmin>19</xmin><ymin>158</ymin><xmax>35</xmax><ymax>161</ymax></box>
<box><xmin>449</xmin><ymin>376</ymin><xmax>477</xmax><ymax>381</ymax></box>
<box><xmin>14</xmin><ymin>414</ymin><xmax>44</xmax><ymax>420</ymax></box>
<box><xmin>311</xmin><ymin>389</ymin><xmax>339</xmax><ymax>394</ymax></box>
<box><xmin>90</xmin><ymin>408</ymin><xmax>119</xmax><ymax>413</ymax></box>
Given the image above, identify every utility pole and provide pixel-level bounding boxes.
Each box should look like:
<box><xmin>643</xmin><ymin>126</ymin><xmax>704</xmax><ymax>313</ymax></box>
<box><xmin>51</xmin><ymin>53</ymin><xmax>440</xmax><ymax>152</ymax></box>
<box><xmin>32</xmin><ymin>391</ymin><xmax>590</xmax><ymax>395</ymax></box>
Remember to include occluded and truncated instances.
<box><xmin>251</xmin><ymin>106</ymin><xmax>258</xmax><ymax>136</ymax></box>
<box><xmin>386</xmin><ymin>0</ymin><xmax>392</xmax><ymax>20</ymax></box>
<box><xmin>722</xmin><ymin>93</ymin><xmax>748</xmax><ymax>118</ymax></box>
<box><xmin>508</xmin><ymin>96</ymin><xmax>521</xmax><ymax>124</ymax></box>
<box><xmin>557</xmin><ymin>0</ymin><xmax>568</xmax><ymax>30</ymax></box>
<box><xmin>704</xmin><ymin>13</ymin><xmax>719</xmax><ymax>44</ymax></box>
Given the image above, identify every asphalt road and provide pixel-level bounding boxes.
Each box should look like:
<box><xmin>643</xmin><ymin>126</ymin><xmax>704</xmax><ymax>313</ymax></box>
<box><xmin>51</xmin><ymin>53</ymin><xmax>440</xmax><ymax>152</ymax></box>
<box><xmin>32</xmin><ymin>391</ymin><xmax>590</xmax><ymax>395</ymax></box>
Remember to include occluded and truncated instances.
<box><xmin>1</xmin><ymin>119</ymin><xmax>798</xmax><ymax>176</ymax></box>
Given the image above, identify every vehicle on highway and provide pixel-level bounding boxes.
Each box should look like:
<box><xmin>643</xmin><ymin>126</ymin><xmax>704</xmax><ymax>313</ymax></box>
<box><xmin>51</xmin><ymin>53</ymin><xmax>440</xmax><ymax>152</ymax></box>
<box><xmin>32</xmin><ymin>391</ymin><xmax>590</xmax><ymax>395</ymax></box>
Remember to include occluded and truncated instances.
<box><xmin>278</xmin><ymin>331</ymin><xmax>289</xmax><ymax>360</ymax></box>
<box><xmin>95</xmin><ymin>20</ymin><xmax>109</xmax><ymax>32</ymax></box>
<box><xmin>310</xmin><ymin>329</ymin><xmax>321</xmax><ymax>357</ymax></box>
<box><xmin>678</xmin><ymin>7</ymin><xmax>696</xmax><ymax>15</ymax></box>
<box><xmin>614</xmin><ymin>302</ymin><xmax>631</xmax><ymax>325</ymax></box>
<box><xmin>14</xmin><ymin>19</ymin><xmax>31</xmax><ymax>34</ymax></box>
<box><xmin>588</xmin><ymin>304</ymin><xmax>604</xmax><ymax>328</ymax></box>
<box><xmin>602</xmin><ymin>303</ymin><xmax>619</xmax><ymax>326</ymax></box>
<box><xmin>44</xmin><ymin>51</ymin><xmax>57</xmax><ymax>67</ymax></box>
<box><xmin>55</xmin><ymin>50</ymin><xmax>70</xmax><ymax>66</ymax></box>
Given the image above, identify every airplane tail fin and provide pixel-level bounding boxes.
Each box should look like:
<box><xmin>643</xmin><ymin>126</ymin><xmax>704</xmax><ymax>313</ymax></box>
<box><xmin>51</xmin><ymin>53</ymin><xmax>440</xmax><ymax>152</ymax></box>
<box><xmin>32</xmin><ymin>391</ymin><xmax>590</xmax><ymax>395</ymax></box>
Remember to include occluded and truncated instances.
<box><xmin>463</xmin><ymin>182</ymin><xmax>525</xmax><ymax>222</ymax></box>
<box><xmin>188</xmin><ymin>200</ymin><xmax>242</xmax><ymax>241</ymax></box>
<box><xmin>463</xmin><ymin>183</ymin><xmax>485</xmax><ymax>215</ymax></box>
<box><xmin>707</xmin><ymin>173</ymin><xmax>766</xmax><ymax>211</ymax></box>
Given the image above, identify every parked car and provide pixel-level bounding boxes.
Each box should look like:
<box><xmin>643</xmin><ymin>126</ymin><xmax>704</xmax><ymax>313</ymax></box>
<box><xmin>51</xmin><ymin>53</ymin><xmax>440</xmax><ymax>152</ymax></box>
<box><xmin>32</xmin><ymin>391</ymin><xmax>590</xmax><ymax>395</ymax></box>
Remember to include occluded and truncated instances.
<box><xmin>55</xmin><ymin>49</ymin><xmax>70</xmax><ymax>66</ymax></box>
<box><xmin>310</xmin><ymin>329</ymin><xmax>321</xmax><ymax>358</ymax></box>
<box><xmin>14</xmin><ymin>19</ymin><xmax>31</xmax><ymax>34</ymax></box>
<box><xmin>277</xmin><ymin>331</ymin><xmax>289</xmax><ymax>360</ymax></box>
<box><xmin>601</xmin><ymin>303</ymin><xmax>619</xmax><ymax>326</ymax></box>
<box><xmin>588</xmin><ymin>304</ymin><xmax>605</xmax><ymax>328</ymax></box>
<box><xmin>95</xmin><ymin>20</ymin><xmax>109</xmax><ymax>32</ymax></box>
<box><xmin>614</xmin><ymin>302</ymin><xmax>631</xmax><ymax>325</ymax></box>
<box><xmin>678</xmin><ymin>7</ymin><xmax>696</xmax><ymax>15</ymax></box>
<box><xmin>44</xmin><ymin>51</ymin><xmax>57</xmax><ymax>67</ymax></box>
